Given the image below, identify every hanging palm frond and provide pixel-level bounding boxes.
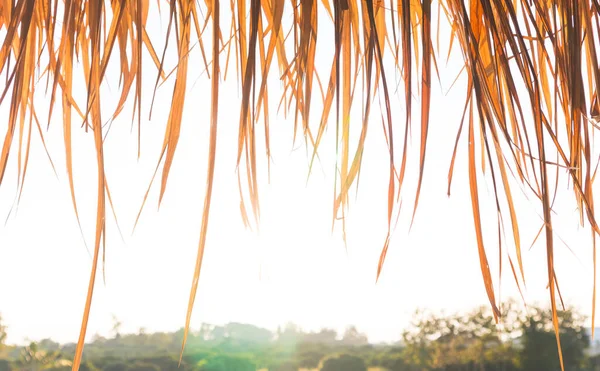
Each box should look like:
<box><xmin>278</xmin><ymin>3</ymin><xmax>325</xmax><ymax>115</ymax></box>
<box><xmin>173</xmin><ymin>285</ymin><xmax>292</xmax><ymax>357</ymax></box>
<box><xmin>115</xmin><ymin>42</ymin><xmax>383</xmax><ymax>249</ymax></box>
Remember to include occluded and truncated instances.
<box><xmin>1</xmin><ymin>1</ymin><xmax>600</xmax><ymax>370</ymax></box>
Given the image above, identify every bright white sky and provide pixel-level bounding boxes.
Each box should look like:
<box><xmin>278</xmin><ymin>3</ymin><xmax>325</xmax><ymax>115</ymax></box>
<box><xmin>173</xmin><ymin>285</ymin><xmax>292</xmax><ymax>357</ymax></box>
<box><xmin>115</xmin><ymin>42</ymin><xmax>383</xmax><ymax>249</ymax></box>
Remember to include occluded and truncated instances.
<box><xmin>0</xmin><ymin>2</ymin><xmax>598</xmax><ymax>346</ymax></box>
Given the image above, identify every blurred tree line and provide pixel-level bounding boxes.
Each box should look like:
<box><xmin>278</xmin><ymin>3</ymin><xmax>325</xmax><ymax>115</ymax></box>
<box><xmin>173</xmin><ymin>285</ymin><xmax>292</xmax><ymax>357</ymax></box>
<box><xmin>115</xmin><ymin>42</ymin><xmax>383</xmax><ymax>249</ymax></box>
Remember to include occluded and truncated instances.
<box><xmin>1</xmin><ymin>302</ymin><xmax>599</xmax><ymax>371</ymax></box>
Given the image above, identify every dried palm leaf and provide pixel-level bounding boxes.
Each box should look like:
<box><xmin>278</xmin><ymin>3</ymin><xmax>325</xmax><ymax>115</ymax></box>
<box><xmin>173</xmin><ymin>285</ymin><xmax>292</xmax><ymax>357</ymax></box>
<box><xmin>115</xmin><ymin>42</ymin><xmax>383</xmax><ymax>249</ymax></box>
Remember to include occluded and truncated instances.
<box><xmin>2</xmin><ymin>1</ymin><xmax>600</xmax><ymax>370</ymax></box>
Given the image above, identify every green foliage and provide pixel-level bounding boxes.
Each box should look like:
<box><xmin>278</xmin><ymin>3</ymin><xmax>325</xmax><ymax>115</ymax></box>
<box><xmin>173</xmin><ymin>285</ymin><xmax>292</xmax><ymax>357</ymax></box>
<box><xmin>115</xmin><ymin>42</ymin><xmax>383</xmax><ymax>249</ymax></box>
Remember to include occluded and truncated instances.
<box><xmin>518</xmin><ymin>307</ymin><xmax>589</xmax><ymax>371</ymax></box>
<box><xmin>588</xmin><ymin>354</ymin><xmax>600</xmax><ymax>371</ymax></box>
<box><xmin>0</xmin><ymin>359</ymin><xmax>12</xmax><ymax>371</ymax></box>
<box><xmin>0</xmin><ymin>315</ymin><xmax>6</xmax><ymax>351</ymax></box>
<box><xmin>101</xmin><ymin>362</ymin><xmax>127</xmax><ymax>371</ymax></box>
<box><xmin>182</xmin><ymin>351</ymin><xmax>218</xmax><ymax>366</ymax></box>
<box><xmin>268</xmin><ymin>360</ymin><xmax>298</xmax><ymax>371</ymax></box>
<box><xmin>320</xmin><ymin>354</ymin><xmax>367</xmax><ymax>371</ymax></box>
<box><xmin>15</xmin><ymin>341</ymin><xmax>68</xmax><ymax>370</ymax></box>
<box><xmin>97</xmin><ymin>356</ymin><xmax>186</xmax><ymax>371</ymax></box>
<box><xmin>196</xmin><ymin>354</ymin><xmax>256</xmax><ymax>371</ymax></box>
<box><xmin>131</xmin><ymin>356</ymin><xmax>181</xmax><ymax>371</ymax></box>
<box><xmin>401</xmin><ymin>303</ymin><xmax>523</xmax><ymax>371</ymax></box>
<box><xmin>126</xmin><ymin>362</ymin><xmax>160</xmax><ymax>371</ymax></box>
<box><xmin>369</xmin><ymin>350</ymin><xmax>407</xmax><ymax>371</ymax></box>
<box><xmin>78</xmin><ymin>361</ymin><xmax>100</xmax><ymax>371</ymax></box>
<box><xmin>296</xmin><ymin>349</ymin><xmax>326</xmax><ymax>369</ymax></box>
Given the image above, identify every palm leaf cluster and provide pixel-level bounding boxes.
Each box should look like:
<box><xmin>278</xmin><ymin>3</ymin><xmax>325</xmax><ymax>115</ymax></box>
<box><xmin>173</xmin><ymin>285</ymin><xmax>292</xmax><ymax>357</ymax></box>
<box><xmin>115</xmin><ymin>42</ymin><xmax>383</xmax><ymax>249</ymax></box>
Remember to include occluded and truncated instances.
<box><xmin>1</xmin><ymin>1</ymin><xmax>600</xmax><ymax>370</ymax></box>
